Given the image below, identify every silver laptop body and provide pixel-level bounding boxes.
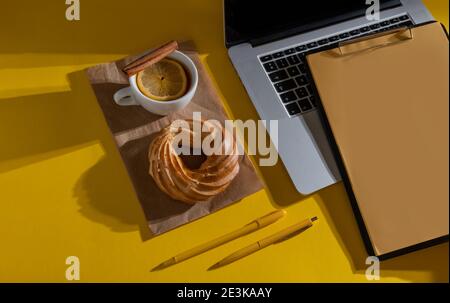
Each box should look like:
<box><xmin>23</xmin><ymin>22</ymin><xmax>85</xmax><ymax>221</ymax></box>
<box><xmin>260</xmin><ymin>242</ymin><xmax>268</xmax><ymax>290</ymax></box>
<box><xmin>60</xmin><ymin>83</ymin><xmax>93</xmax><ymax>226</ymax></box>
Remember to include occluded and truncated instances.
<box><xmin>226</xmin><ymin>0</ymin><xmax>434</xmax><ymax>194</ymax></box>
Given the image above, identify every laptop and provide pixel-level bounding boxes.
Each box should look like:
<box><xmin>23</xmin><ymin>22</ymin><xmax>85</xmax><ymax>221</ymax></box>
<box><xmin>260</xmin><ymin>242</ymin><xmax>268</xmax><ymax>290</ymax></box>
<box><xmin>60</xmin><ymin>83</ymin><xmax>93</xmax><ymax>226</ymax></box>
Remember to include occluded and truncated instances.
<box><xmin>225</xmin><ymin>0</ymin><xmax>434</xmax><ymax>195</ymax></box>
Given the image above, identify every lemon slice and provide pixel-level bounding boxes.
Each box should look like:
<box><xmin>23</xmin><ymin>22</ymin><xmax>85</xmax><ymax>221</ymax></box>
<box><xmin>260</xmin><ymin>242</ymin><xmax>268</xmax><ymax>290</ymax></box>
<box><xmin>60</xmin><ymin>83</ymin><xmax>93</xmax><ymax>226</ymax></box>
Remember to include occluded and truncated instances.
<box><xmin>136</xmin><ymin>58</ymin><xmax>188</xmax><ymax>101</ymax></box>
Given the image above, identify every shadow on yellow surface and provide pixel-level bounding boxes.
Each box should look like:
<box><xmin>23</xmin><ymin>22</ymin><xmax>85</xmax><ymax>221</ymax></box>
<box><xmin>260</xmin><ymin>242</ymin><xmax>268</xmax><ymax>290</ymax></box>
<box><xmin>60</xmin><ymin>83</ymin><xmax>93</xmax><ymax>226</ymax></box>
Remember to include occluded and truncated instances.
<box><xmin>317</xmin><ymin>183</ymin><xmax>449</xmax><ymax>282</ymax></box>
<box><xmin>67</xmin><ymin>71</ymin><xmax>152</xmax><ymax>240</ymax></box>
<box><xmin>73</xmin><ymin>153</ymin><xmax>152</xmax><ymax>239</ymax></box>
<box><xmin>0</xmin><ymin>70</ymin><xmax>151</xmax><ymax>240</ymax></box>
<box><xmin>0</xmin><ymin>91</ymin><xmax>97</xmax><ymax>173</ymax></box>
<box><xmin>315</xmin><ymin>184</ymin><xmax>368</xmax><ymax>272</ymax></box>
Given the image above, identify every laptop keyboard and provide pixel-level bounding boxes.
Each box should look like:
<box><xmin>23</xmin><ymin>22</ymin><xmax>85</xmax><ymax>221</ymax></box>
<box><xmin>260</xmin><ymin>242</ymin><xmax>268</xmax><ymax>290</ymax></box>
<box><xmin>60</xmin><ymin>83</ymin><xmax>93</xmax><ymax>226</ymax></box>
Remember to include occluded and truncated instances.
<box><xmin>259</xmin><ymin>14</ymin><xmax>413</xmax><ymax>117</ymax></box>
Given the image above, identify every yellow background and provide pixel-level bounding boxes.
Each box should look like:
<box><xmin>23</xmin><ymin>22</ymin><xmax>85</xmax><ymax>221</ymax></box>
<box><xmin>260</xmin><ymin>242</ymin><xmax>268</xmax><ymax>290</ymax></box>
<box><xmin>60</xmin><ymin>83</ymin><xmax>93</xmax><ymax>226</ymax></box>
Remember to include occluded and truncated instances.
<box><xmin>0</xmin><ymin>0</ymin><xmax>448</xmax><ymax>282</ymax></box>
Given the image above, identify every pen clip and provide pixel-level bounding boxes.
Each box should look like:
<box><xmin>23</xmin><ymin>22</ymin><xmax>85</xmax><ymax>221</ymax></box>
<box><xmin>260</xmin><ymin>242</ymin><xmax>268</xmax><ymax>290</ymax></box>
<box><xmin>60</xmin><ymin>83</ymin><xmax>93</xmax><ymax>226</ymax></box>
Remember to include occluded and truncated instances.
<box><xmin>251</xmin><ymin>210</ymin><xmax>286</xmax><ymax>228</ymax></box>
<box><xmin>272</xmin><ymin>217</ymin><xmax>317</xmax><ymax>244</ymax></box>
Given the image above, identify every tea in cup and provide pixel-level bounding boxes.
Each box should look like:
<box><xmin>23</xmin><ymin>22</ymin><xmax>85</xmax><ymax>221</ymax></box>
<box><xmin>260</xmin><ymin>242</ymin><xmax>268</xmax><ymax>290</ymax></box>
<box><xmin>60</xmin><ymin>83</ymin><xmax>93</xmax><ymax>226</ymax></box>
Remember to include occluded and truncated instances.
<box><xmin>113</xmin><ymin>50</ymin><xmax>198</xmax><ymax>116</ymax></box>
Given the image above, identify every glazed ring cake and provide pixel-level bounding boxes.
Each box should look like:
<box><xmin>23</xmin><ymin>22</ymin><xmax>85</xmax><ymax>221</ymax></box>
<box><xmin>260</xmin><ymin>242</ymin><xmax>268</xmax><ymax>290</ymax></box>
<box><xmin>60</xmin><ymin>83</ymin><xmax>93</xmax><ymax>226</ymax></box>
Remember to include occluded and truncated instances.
<box><xmin>148</xmin><ymin>120</ymin><xmax>240</xmax><ymax>204</ymax></box>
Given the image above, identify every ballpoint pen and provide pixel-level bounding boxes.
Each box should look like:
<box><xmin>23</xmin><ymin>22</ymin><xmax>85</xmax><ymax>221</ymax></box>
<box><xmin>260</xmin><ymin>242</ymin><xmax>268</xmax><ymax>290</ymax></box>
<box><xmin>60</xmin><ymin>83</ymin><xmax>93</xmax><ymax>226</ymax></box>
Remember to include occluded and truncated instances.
<box><xmin>153</xmin><ymin>209</ymin><xmax>286</xmax><ymax>271</ymax></box>
<box><xmin>209</xmin><ymin>216</ymin><xmax>318</xmax><ymax>270</ymax></box>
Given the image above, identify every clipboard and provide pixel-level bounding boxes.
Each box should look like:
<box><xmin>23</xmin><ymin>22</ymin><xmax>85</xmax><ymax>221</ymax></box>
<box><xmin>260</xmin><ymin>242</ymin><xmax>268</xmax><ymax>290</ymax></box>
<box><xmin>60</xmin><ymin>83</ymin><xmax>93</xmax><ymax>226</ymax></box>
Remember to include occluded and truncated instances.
<box><xmin>306</xmin><ymin>22</ymin><xmax>449</xmax><ymax>259</ymax></box>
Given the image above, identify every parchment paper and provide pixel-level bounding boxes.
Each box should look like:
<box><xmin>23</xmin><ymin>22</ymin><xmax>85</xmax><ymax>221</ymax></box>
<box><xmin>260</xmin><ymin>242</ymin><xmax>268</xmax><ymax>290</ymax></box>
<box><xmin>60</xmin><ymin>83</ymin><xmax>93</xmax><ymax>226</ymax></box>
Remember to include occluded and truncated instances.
<box><xmin>85</xmin><ymin>47</ymin><xmax>263</xmax><ymax>235</ymax></box>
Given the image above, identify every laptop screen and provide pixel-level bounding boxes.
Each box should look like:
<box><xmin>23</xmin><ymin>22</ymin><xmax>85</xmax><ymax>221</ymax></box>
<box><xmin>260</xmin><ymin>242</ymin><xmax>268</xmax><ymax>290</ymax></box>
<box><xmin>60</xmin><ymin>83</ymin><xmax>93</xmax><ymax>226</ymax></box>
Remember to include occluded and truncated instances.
<box><xmin>224</xmin><ymin>0</ymin><xmax>402</xmax><ymax>47</ymax></box>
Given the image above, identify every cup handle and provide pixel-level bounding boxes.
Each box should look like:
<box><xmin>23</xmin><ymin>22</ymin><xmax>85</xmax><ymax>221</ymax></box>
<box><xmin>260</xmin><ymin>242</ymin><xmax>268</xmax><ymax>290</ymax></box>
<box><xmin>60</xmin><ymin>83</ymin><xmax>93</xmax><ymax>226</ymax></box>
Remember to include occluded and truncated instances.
<box><xmin>113</xmin><ymin>87</ymin><xmax>137</xmax><ymax>106</ymax></box>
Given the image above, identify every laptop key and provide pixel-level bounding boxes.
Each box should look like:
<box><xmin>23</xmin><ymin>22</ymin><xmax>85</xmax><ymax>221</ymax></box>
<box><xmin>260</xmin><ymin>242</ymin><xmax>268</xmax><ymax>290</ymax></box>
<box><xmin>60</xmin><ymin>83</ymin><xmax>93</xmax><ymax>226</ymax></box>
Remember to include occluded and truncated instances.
<box><xmin>280</xmin><ymin>91</ymin><xmax>297</xmax><ymax>103</ymax></box>
<box><xmin>399</xmin><ymin>21</ymin><xmax>414</xmax><ymax>27</ymax></box>
<box><xmin>296</xmin><ymin>87</ymin><xmax>309</xmax><ymax>98</ymax></box>
<box><xmin>391</xmin><ymin>17</ymin><xmax>400</xmax><ymax>24</ymax></box>
<box><xmin>380</xmin><ymin>20</ymin><xmax>391</xmax><ymax>27</ymax></box>
<box><xmin>284</xmin><ymin>48</ymin><xmax>296</xmax><ymax>55</ymax></box>
<box><xmin>295</xmin><ymin>45</ymin><xmax>307</xmax><ymax>52</ymax></box>
<box><xmin>272</xmin><ymin>51</ymin><xmax>284</xmax><ymax>58</ymax></box>
<box><xmin>307</xmin><ymin>42</ymin><xmax>318</xmax><ymax>49</ymax></box>
<box><xmin>329</xmin><ymin>35</ymin><xmax>340</xmax><ymax>42</ymax></box>
<box><xmin>285</xmin><ymin>102</ymin><xmax>301</xmax><ymax>115</ymax></box>
<box><xmin>360</xmin><ymin>26</ymin><xmax>370</xmax><ymax>33</ymax></box>
<box><xmin>274</xmin><ymin>79</ymin><xmax>297</xmax><ymax>93</ymax></box>
<box><xmin>298</xmin><ymin>99</ymin><xmax>313</xmax><ymax>111</ymax></box>
<box><xmin>306</xmin><ymin>84</ymin><xmax>314</xmax><ymax>95</ymax></box>
<box><xmin>298</xmin><ymin>64</ymin><xmax>307</xmax><ymax>74</ymax></box>
<box><xmin>287</xmin><ymin>55</ymin><xmax>300</xmax><ymax>65</ymax></box>
<box><xmin>287</xmin><ymin>66</ymin><xmax>300</xmax><ymax>77</ymax></box>
<box><xmin>399</xmin><ymin>15</ymin><xmax>409</xmax><ymax>21</ymax></box>
<box><xmin>275</xmin><ymin>58</ymin><xmax>289</xmax><ymax>69</ymax></box>
<box><xmin>269</xmin><ymin>70</ymin><xmax>289</xmax><ymax>82</ymax></box>
<box><xmin>297</xmin><ymin>53</ymin><xmax>305</xmax><ymax>61</ymax></box>
<box><xmin>309</xmin><ymin>96</ymin><xmax>317</xmax><ymax>107</ymax></box>
<box><xmin>263</xmin><ymin>61</ymin><xmax>278</xmax><ymax>72</ymax></box>
<box><xmin>370</xmin><ymin>23</ymin><xmax>381</xmax><ymax>30</ymax></box>
<box><xmin>350</xmin><ymin>29</ymin><xmax>360</xmax><ymax>36</ymax></box>
<box><xmin>339</xmin><ymin>32</ymin><xmax>350</xmax><ymax>39</ymax></box>
<box><xmin>295</xmin><ymin>75</ymin><xmax>308</xmax><ymax>86</ymax></box>
<box><xmin>318</xmin><ymin>38</ymin><xmax>329</xmax><ymax>45</ymax></box>
<box><xmin>260</xmin><ymin>55</ymin><xmax>272</xmax><ymax>63</ymax></box>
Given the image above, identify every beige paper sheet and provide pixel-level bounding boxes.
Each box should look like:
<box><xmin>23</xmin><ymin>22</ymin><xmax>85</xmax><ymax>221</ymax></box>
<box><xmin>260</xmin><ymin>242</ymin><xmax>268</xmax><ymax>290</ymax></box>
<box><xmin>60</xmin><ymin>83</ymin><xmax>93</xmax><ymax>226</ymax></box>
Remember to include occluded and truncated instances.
<box><xmin>307</xmin><ymin>22</ymin><xmax>449</xmax><ymax>256</ymax></box>
<box><xmin>85</xmin><ymin>48</ymin><xmax>263</xmax><ymax>235</ymax></box>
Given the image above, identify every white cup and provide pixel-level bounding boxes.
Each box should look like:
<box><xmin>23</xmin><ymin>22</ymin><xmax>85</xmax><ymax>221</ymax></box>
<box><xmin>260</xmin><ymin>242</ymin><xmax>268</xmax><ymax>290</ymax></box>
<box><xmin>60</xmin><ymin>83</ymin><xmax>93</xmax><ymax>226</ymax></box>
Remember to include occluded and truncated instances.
<box><xmin>113</xmin><ymin>50</ymin><xmax>198</xmax><ymax>116</ymax></box>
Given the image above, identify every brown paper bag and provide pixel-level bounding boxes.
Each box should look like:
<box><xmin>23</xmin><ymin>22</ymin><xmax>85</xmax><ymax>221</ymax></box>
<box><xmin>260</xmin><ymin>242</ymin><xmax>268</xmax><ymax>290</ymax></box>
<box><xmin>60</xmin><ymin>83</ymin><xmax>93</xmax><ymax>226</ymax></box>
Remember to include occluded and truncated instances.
<box><xmin>85</xmin><ymin>48</ymin><xmax>263</xmax><ymax>235</ymax></box>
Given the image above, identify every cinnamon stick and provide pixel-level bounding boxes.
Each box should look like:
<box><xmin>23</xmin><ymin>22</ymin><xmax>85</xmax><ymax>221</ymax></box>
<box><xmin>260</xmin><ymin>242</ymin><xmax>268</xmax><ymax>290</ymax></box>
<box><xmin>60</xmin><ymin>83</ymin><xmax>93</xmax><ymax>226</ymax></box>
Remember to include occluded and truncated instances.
<box><xmin>122</xmin><ymin>40</ymin><xmax>179</xmax><ymax>76</ymax></box>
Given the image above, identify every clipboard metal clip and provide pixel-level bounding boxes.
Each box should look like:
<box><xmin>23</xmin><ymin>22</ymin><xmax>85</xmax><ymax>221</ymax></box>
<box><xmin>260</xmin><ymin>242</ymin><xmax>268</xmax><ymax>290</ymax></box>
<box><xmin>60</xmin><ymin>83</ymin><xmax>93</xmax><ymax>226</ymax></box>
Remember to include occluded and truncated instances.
<box><xmin>338</xmin><ymin>27</ymin><xmax>414</xmax><ymax>56</ymax></box>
